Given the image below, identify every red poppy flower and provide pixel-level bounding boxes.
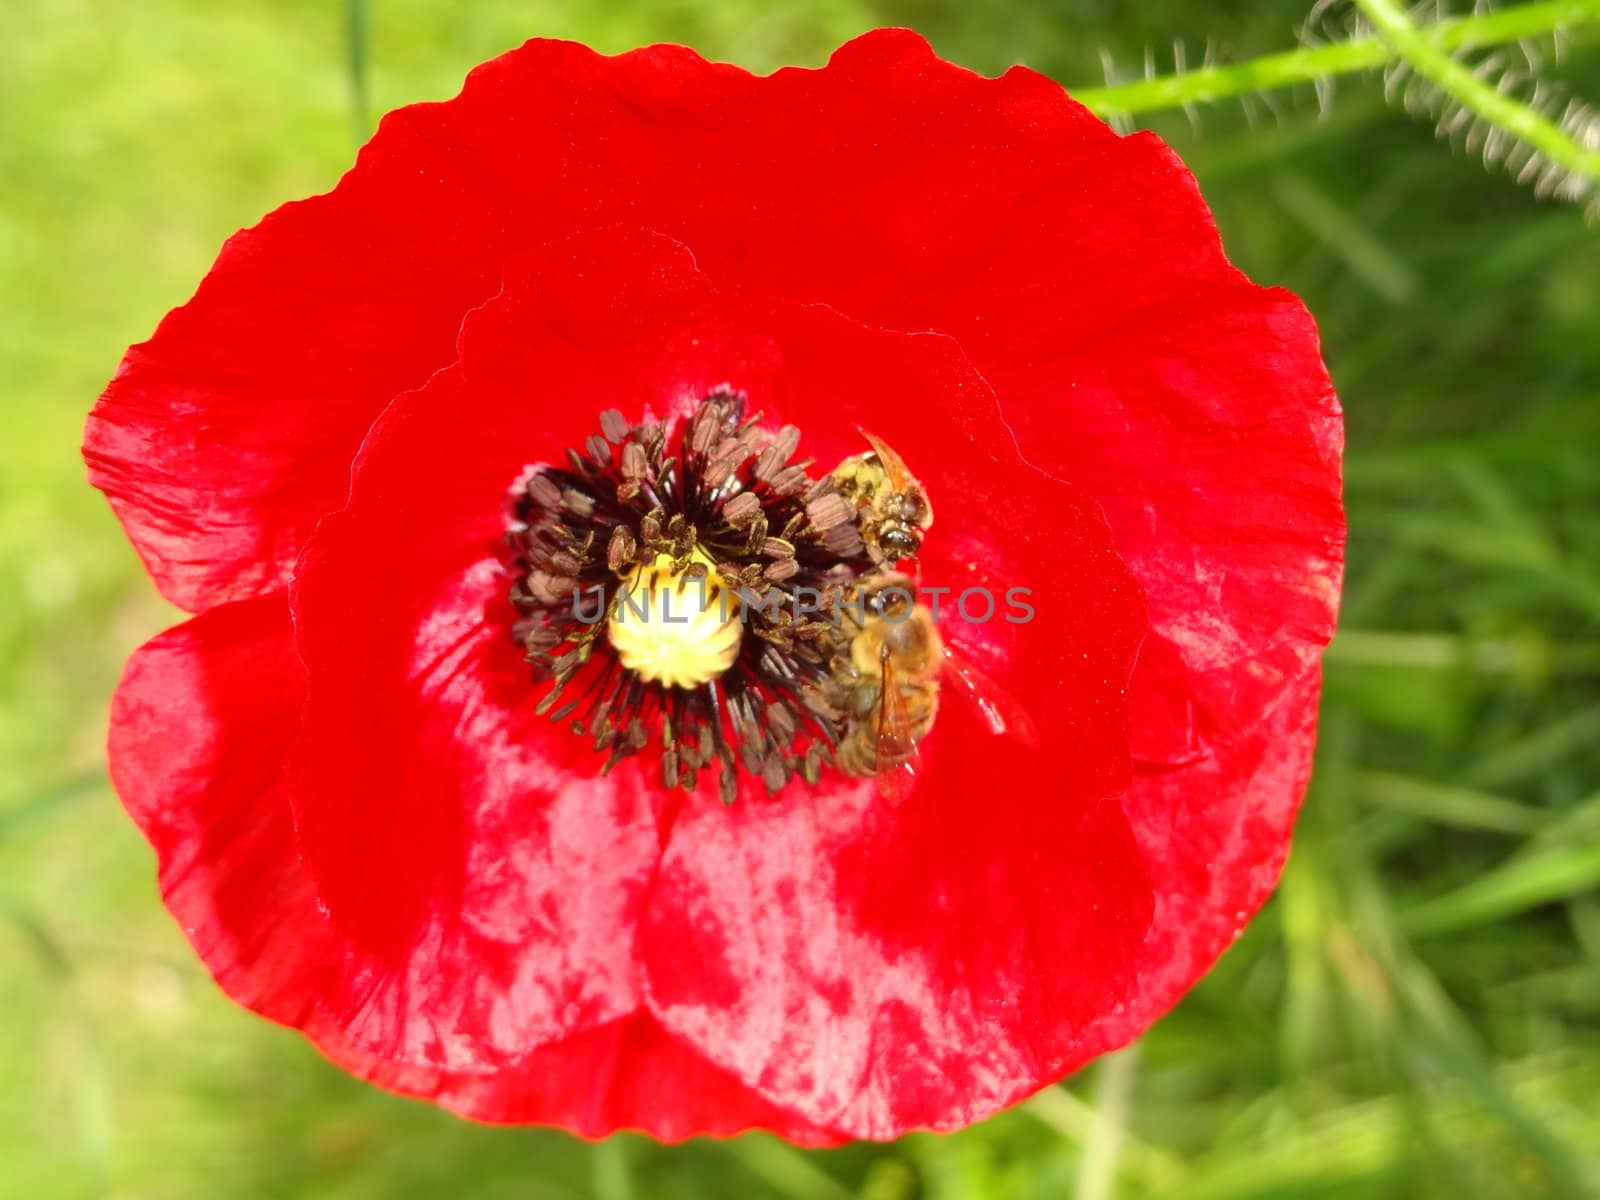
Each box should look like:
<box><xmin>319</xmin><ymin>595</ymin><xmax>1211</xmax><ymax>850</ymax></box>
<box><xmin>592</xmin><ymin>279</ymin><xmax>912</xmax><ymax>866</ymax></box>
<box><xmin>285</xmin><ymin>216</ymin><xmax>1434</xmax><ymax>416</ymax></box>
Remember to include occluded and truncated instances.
<box><xmin>85</xmin><ymin>29</ymin><xmax>1343</xmax><ymax>1142</ymax></box>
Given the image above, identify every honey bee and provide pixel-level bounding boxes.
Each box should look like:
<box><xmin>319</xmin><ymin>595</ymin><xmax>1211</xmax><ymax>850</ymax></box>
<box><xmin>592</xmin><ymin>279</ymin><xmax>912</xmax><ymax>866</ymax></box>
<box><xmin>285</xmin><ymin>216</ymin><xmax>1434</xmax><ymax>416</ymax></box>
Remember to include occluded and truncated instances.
<box><xmin>828</xmin><ymin>576</ymin><xmax>1038</xmax><ymax>800</ymax></box>
<box><xmin>830</xmin><ymin>430</ymin><xmax>934</xmax><ymax>567</ymax></box>
<box><xmin>830</xmin><ymin>576</ymin><xmax>943</xmax><ymax>796</ymax></box>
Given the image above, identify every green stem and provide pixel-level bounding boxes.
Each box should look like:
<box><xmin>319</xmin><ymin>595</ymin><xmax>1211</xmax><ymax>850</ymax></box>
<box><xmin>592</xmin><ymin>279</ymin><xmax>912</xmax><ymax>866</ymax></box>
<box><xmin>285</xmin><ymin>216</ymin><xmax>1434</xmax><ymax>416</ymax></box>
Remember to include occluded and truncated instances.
<box><xmin>1327</xmin><ymin>629</ymin><xmax>1600</xmax><ymax>675</ymax></box>
<box><xmin>344</xmin><ymin>0</ymin><xmax>371</xmax><ymax>143</ymax></box>
<box><xmin>1351</xmin><ymin>0</ymin><xmax>1600</xmax><ymax>184</ymax></box>
<box><xmin>1075</xmin><ymin>1</ymin><xmax>1600</xmax><ymax>119</ymax></box>
<box><xmin>1075</xmin><ymin>1044</ymin><xmax>1140</xmax><ymax>1200</ymax></box>
<box><xmin>591</xmin><ymin>1138</ymin><xmax>634</xmax><ymax>1200</ymax></box>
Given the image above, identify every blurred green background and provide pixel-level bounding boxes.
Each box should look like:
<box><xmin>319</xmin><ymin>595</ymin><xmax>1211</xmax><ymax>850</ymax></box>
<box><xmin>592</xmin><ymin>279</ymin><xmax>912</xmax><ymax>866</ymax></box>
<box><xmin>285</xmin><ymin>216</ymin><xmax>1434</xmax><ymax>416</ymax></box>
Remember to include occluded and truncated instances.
<box><xmin>3</xmin><ymin>1</ymin><xmax>1599</xmax><ymax>1197</ymax></box>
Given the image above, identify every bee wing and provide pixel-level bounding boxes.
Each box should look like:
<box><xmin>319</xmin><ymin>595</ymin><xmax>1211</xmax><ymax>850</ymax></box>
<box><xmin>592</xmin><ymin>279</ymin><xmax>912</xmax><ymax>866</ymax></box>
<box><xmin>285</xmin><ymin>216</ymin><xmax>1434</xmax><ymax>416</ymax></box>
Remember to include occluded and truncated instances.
<box><xmin>874</xmin><ymin>647</ymin><xmax>922</xmax><ymax>802</ymax></box>
<box><xmin>858</xmin><ymin>428</ymin><xmax>914</xmax><ymax>492</ymax></box>
<box><xmin>940</xmin><ymin>641</ymin><xmax>1040</xmax><ymax>748</ymax></box>
<box><xmin>859</xmin><ymin>428</ymin><xmax>933</xmax><ymax>532</ymax></box>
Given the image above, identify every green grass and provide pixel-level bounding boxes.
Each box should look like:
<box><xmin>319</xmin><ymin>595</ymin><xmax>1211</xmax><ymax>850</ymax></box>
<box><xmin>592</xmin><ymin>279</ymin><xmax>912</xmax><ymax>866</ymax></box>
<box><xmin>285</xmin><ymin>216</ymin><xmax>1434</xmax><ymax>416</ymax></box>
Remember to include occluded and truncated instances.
<box><xmin>2</xmin><ymin>1</ymin><xmax>1598</xmax><ymax>1196</ymax></box>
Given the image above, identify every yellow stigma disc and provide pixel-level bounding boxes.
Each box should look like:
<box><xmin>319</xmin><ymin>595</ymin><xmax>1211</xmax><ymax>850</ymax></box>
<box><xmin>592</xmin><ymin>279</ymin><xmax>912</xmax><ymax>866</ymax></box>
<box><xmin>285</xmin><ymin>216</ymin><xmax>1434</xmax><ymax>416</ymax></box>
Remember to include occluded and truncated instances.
<box><xmin>607</xmin><ymin>550</ymin><xmax>743</xmax><ymax>688</ymax></box>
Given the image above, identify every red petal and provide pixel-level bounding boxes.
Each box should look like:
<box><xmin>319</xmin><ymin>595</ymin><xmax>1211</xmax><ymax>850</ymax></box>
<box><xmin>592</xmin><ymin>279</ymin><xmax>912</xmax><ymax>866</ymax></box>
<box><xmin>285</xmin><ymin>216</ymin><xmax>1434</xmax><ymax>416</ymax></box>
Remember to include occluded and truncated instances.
<box><xmin>644</xmin><ymin>756</ymin><xmax>1152</xmax><ymax>1137</ymax></box>
<box><xmin>989</xmin><ymin>284</ymin><xmax>1343</xmax><ymax>752</ymax></box>
<box><xmin>966</xmin><ymin>272</ymin><xmax>1342</xmax><ymax>1019</ymax></box>
<box><xmin>82</xmin><ymin>161</ymin><xmax>503</xmax><ymax>612</ymax></box>
<box><xmin>634</xmin><ymin>317</ymin><xmax>1154</xmax><ymax>1133</ymax></box>
<box><xmin>110</xmin><ymin>595</ymin><xmax>836</xmax><ymax>1139</ymax></box>
<box><xmin>109</xmin><ymin>594</ymin><xmax>330</xmax><ymax>1026</ymax></box>
<box><xmin>313</xmin><ymin>1014</ymin><xmax>842</xmax><ymax>1144</ymax></box>
<box><xmin>289</xmin><ymin>544</ymin><xmax>664</xmax><ymax>1070</ymax></box>
<box><xmin>283</xmin><ymin>231</ymin><xmax>714</xmax><ymax>1071</ymax></box>
<box><xmin>1075</xmin><ymin>668</ymin><xmax>1325</xmax><ymax>1053</ymax></box>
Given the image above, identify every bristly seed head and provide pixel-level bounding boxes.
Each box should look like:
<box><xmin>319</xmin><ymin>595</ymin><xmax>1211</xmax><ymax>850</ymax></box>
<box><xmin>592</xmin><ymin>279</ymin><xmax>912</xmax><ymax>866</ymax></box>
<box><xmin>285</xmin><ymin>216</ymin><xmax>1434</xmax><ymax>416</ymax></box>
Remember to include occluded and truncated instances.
<box><xmin>505</xmin><ymin>387</ymin><xmax>935</xmax><ymax>800</ymax></box>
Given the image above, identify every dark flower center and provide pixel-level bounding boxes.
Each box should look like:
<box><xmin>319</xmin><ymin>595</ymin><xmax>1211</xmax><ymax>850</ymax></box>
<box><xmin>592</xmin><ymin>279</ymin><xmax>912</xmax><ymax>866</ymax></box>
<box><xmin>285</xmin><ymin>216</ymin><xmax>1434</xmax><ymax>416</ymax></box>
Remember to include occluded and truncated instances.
<box><xmin>505</xmin><ymin>388</ymin><xmax>940</xmax><ymax>801</ymax></box>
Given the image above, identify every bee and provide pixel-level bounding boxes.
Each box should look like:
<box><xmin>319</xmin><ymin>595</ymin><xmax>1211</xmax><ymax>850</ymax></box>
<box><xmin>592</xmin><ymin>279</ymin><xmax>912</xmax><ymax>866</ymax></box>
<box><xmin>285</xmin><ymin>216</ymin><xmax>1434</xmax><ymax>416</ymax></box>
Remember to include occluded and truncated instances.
<box><xmin>828</xmin><ymin>575</ymin><xmax>1038</xmax><ymax>800</ymax></box>
<box><xmin>830</xmin><ymin>430</ymin><xmax>934</xmax><ymax>567</ymax></box>
<box><xmin>831</xmin><ymin>576</ymin><xmax>942</xmax><ymax>796</ymax></box>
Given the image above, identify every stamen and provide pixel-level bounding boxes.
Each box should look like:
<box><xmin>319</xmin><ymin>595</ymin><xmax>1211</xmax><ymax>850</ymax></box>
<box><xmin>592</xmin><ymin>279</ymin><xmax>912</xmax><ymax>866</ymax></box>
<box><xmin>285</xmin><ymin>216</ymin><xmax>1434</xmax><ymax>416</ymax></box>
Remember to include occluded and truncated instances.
<box><xmin>504</xmin><ymin>389</ymin><xmax>944</xmax><ymax>798</ymax></box>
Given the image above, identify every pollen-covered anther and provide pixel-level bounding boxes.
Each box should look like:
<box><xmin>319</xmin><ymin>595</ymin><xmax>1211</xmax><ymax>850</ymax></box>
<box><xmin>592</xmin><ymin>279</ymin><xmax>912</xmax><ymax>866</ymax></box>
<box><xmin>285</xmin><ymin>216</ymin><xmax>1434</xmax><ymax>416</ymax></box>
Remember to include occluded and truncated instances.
<box><xmin>608</xmin><ymin>549</ymin><xmax>743</xmax><ymax>688</ymax></box>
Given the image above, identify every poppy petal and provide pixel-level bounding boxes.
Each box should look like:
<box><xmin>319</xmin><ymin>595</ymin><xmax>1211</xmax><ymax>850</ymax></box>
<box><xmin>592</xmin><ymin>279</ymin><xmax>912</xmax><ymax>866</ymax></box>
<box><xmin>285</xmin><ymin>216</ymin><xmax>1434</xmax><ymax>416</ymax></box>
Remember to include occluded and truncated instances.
<box><xmin>1128</xmin><ymin>668</ymin><xmax>1325</xmax><ymax>1010</ymax></box>
<box><xmin>985</xmin><ymin>282</ymin><xmax>1343</xmax><ymax>750</ymax></box>
<box><xmin>81</xmin><ymin>162</ymin><xmax>503</xmax><ymax>613</ymax></box>
<box><xmin>111</xmin><ymin>595</ymin><xmax>835</xmax><ymax>1139</ymax></box>
<box><xmin>280</xmin><ymin>229</ymin><xmax>766</xmax><ymax>1070</ymax></box>
<box><xmin>972</xmin><ymin>275</ymin><xmax>1342</xmax><ymax>1004</ymax></box>
<box><xmin>108</xmin><ymin>594</ymin><xmax>330</xmax><ymax>1026</ymax></box>
<box><xmin>643</xmin><ymin>735</ymin><xmax>1153</xmax><ymax>1137</ymax></box>
<box><xmin>638</xmin><ymin>404</ymin><xmax>1152</xmax><ymax>1137</ymax></box>
<box><xmin>317</xmin><ymin>1014</ymin><xmax>843</xmax><ymax>1144</ymax></box>
<box><xmin>289</xmin><ymin>529</ymin><xmax>665</xmax><ymax>1069</ymax></box>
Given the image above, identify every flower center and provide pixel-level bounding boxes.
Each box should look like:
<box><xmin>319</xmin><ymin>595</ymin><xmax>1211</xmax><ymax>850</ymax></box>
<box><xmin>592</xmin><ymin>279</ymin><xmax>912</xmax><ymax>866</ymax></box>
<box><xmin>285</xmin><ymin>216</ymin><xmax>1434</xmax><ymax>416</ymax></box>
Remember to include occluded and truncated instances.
<box><xmin>505</xmin><ymin>388</ymin><xmax>940</xmax><ymax>801</ymax></box>
<box><xmin>607</xmin><ymin>549</ymin><xmax>743</xmax><ymax>688</ymax></box>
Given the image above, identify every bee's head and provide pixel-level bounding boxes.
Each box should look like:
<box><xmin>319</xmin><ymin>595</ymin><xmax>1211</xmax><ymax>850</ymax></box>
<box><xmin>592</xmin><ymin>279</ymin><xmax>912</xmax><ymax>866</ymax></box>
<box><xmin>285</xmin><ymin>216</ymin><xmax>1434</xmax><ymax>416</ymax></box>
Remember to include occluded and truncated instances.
<box><xmin>878</xmin><ymin>527</ymin><xmax>922</xmax><ymax>561</ymax></box>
